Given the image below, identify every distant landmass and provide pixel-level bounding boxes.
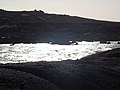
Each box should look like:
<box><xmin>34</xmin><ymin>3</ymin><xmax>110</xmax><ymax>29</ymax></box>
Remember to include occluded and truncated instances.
<box><xmin>0</xmin><ymin>9</ymin><xmax>120</xmax><ymax>44</ymax></box>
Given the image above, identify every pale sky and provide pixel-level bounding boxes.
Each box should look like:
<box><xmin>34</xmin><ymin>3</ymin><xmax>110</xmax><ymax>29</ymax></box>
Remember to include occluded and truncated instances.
<box><xmin>0</xmin><ymin>0</ymin><xmax>120</xmax><ymax>22</ymax></box>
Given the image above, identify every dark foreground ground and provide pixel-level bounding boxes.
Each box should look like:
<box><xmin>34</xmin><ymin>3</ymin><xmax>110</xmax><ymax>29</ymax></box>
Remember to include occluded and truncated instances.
<box><xmin>0</xmin><ymin>48</ymin><xmax>120</xmax><ymax>90</ymax></box>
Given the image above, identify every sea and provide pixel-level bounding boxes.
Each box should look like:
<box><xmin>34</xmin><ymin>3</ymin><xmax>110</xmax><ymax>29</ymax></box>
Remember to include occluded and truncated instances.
<box><xmin>0</xmin><ymin>41</ymin><xmax>120</xmax><ymax>64</ymax></box>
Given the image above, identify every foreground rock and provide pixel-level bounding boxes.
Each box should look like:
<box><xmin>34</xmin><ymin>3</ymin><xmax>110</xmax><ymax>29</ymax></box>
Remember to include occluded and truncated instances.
<box><xmin>0</xmin><ymin>68</ymin><xmax>60</xmax><ymax>90</ymax></box>
<box><xmin>0</xmin><ymin>48</ymin><xmax>120</xmax><ymax>90</ymax></box>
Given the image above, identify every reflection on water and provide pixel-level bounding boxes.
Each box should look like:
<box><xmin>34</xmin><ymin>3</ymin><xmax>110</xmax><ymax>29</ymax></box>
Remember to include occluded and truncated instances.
<box><xmin>0</xmin><ymin>41</ymin><xmax>120</xmax><ymax>64</ymax></box>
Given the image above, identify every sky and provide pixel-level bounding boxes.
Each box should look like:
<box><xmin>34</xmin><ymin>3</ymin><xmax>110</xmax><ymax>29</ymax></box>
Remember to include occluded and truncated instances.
<box><xmin>0</xmin><ymin>0</ymin><xmax>120</xmax><ymax>22</ymax></box>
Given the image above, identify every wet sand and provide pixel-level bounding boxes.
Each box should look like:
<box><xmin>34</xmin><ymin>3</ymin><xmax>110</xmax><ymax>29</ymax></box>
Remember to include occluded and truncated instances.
<box><xmin>0</xmin><ymin>48</ymin><xmax>120</xmax><ymax>90</ymax></box>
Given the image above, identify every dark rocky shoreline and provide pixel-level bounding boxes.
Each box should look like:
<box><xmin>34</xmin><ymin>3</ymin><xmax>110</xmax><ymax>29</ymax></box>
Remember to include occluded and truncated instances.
<box><xmin>0</xmin><ymin>48</ymin><xmax>120</xmax><ymax>90</ymax></box>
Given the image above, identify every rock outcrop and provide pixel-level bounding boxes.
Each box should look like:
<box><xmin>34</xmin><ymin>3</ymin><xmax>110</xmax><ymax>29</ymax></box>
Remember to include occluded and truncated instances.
<box><xmin>0</xmin><ymin>48</ymin><xmax>120</xmax><ymax>90</ymax></box>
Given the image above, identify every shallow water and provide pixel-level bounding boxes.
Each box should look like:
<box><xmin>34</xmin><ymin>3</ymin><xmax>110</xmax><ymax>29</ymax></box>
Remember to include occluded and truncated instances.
<box><xmin>0</xmin><ymin>41</ymin><xmax>120</xmax><ymax>64</ymax></box>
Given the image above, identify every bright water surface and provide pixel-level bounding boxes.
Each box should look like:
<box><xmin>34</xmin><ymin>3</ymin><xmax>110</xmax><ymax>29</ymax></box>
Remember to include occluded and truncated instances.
<box><xmin>0</xmin><ymin>41</ymin><xmax>120</xmax><ymax>64</ymax></box>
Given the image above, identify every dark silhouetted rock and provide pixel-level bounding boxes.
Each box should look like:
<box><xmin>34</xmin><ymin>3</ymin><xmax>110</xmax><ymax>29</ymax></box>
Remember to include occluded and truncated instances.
<box><xmin>100</xmin><ymin>41</ymin><xmax>111</xmax><ymax>44</ymax></box>
<box><xmin>1</xmin><ymin>48</ymin><xmax>120</xmax><ymax>90</ymax></box>
<box><xmin>0</xmin><ymin>68</ymin><xmax>60</xmax><ymax>90</ymax></box>
<box><xmin>118</xmin><ymin>42</ymin><xmax>120</xmax><ymax>44</ymax></box>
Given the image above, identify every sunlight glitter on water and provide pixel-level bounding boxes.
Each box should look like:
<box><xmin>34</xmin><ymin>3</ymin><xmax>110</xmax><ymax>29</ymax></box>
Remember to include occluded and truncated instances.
<box><xmin>0</xmin><ymin>41</ymin><xmax>120</xmax><ymax>64</ymax></box>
